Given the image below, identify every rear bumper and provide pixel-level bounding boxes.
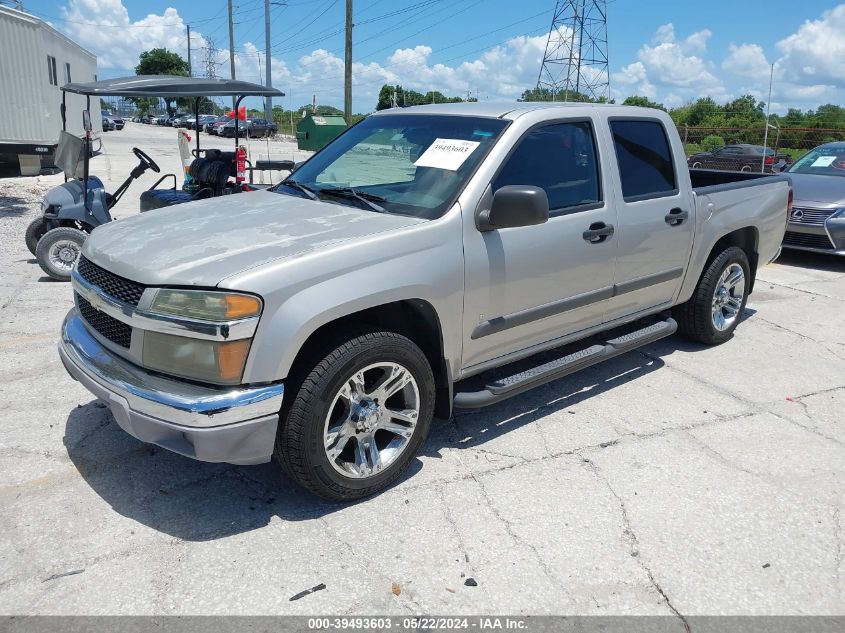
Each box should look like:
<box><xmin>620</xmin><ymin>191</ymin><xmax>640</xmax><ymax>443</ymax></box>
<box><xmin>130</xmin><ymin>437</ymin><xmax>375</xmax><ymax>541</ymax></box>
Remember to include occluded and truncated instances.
<box><xmin>59</xmin><ymin>310</ymin><xmax>283</xmax><ymax>465</ymax></box>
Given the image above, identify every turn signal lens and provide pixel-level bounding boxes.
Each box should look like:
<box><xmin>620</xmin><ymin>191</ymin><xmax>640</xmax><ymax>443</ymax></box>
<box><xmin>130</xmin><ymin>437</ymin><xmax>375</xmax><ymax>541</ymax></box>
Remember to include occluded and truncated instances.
<box><xmin>150</xmin><ymin>289</ymin><xmax>262</xmax><ymax>321</ymax></box>
<box><xmin>143</xmin><ymin>332</ymin><xmax>252</xmax><ymax>385</ymax></box>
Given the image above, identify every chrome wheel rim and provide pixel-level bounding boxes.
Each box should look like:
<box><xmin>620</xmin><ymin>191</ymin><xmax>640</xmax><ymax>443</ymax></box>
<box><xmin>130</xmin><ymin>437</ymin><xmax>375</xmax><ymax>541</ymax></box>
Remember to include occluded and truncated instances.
<box><xmin>712</xmin><ymin>263</ymin><xmax>745</xmax><ymax>331</ymax></box>
<box><xmin>48</xmin><ymin>239</ymin><xmax>81</xmax><ymax>272</ymax></box>
<box><xmin>323</xmin><ymin>362</ymin><xmax>420</xmax><ymax>479</ymax></box>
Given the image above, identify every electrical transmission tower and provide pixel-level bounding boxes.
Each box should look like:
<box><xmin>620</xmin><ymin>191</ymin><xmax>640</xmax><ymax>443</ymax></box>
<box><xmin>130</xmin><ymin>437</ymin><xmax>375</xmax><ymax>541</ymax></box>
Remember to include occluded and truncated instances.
<box><xmin>203</xmin><ymin>38</ymin><xmax>220</xmax><ymax>79</ymax></box>
<box><xmin>536</xmin><ymin>0</ymin><xmax>609</xmax><ymax>102</ymax></box>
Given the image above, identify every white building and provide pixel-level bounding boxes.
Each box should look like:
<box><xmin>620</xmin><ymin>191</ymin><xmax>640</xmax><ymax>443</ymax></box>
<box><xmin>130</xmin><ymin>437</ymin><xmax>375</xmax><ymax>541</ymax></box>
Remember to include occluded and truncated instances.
<box><xmin>0</xmin><ymin>5</ymin><xmax>101</xmax><ymax>175</ymax></box>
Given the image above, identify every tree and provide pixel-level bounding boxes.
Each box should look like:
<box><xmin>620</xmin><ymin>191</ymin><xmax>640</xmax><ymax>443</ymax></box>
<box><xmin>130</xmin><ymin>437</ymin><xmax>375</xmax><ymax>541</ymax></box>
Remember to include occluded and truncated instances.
<box><xmin>375</xmin><ymin>84</ymin><xmax>468</xmax><ymax>111</ymax></box>
<box><xmin>133</xmin><ymin>48</ymin><xmax>190</xmax><ymax>115</ymax></box>
<box><xmin>622</xmin><ymin>96</ymin><xmax>665</xmax><ymax>111</ymax></box>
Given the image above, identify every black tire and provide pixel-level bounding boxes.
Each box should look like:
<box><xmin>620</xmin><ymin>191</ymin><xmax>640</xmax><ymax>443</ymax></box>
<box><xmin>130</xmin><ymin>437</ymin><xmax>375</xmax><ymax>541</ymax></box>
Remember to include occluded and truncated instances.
<box><xmin>674</xmin><ymin>246</ymin><xmax>751</xmax><ymax>346</ymax></box>
<box><xmin>25</xmin><ymin>217</ymin><xmax>47</xmax><ymax>256</ymax></box>
<box><xmin>35</xmin><ymin>227</ymin><xmax>87</xmax><ymax>281</ymax></box>
<box><xmin>275</xmin><ymin>331</ymin><xmax>435</xmax><ymax>501</ymax></box>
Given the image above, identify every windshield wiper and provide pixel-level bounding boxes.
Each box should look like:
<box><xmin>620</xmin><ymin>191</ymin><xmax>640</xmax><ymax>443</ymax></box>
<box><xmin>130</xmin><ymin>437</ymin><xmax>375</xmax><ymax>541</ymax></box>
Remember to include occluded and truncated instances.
<box><xmin>279</xmin><ymin>180</ymin><xmax>319</xmax><ymax>200</ymax></box>
<box><xmin>318</xmin><ymin>187</ymin><xmax>386</xmax><ymax>213</ymax></box>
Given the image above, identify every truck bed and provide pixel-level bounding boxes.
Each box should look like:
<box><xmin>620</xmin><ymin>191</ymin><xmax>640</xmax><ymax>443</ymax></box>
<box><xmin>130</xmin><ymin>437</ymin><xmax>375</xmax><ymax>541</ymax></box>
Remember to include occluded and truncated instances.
<box><xmin>689</xmin><ymin>168</ymin><xmax>789</xmax><ymax>192</ymax></box>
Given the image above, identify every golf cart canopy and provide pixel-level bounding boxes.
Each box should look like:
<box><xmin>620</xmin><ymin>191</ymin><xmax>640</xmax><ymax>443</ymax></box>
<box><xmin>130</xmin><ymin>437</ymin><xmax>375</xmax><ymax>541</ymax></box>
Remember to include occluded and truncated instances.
<box><xmin>61</xmin><ymin>76</ymin><xmax>284</xmax><ymax>98</ymax></box>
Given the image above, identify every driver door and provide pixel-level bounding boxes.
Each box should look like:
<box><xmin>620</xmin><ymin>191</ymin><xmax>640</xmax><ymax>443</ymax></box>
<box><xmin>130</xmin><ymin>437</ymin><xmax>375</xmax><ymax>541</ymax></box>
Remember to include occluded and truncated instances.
<box><xmin>461</xmin><ymin>119</ymin><xmax>618</xmax><ymax>370</ymax></box>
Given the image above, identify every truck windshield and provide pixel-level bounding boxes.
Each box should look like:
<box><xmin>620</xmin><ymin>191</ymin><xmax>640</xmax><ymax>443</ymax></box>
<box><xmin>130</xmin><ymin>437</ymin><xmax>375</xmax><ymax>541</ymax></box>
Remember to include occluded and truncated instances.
<box><xmin>275</xmin><ymin>114</ymin><xmax>509</xmax><ymax>219</ymax></box>
<box><xmin>789</xmin><ymin>147</ymin><xmax>845</xmax><ymax>177</ymax></box>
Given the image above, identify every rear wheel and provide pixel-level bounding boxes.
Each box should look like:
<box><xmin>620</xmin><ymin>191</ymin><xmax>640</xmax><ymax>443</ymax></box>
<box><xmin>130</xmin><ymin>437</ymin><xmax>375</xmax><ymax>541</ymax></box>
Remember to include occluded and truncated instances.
<box><xmin>740</xmin><ymin>164</ymin><xmax>752</xmax><ymax>172</ymax></box>
<box><xmin>674</xmin><ymin>246</ymin><xmax>750</xmax><ymax>345</ymax></box>
<box><xmin>35</xmin><ymin>227</ymin><xmax>87</xmax><ymax>281</ymax></box>
<box><xmin>25</xmin><ymin>217</ymin><xmax>48</xmax><ymax>256</ymax></box>
<box><xmin>275</xmin><ymin>331</ymin><xmax>435</xmax><ymax>501</ymax></box>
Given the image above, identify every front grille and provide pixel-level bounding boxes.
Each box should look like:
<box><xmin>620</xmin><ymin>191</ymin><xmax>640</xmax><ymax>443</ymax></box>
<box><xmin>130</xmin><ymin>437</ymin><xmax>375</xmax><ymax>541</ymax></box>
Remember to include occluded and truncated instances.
<box><xmin>783</xmin><ymin>231</ymin><xmax>834</xmax><ymax>251</ymax></box>
<box><xmin>790</xmin><ymin>207</ymin><xmax>837</xmax><ymax>226</ymax></box>
<box><xmin>76</xmin><ymin>256</ymin><xmax>145</xmax><ymax>306</ymax></box>
<box><xmin>76</xmin><ymin>293</ymin><xmax>132</xmax><ymax>348</ymax></box>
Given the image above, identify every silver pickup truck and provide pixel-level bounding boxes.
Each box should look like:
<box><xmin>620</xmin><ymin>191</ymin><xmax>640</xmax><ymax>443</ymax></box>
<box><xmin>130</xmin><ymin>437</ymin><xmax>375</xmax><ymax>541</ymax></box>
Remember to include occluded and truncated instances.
<box><xmin>59</xmin><ymin>103</ymin><xmax>791</xmax><ymax>500</ymax></box>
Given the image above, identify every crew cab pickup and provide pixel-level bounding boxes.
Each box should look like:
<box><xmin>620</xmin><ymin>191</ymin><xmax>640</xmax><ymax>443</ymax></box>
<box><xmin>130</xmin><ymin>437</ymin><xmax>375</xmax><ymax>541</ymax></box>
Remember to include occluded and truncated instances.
<box><xmin>59</xmin><ymin>103</ymin><xmax>791</xmax><ymax>500</ymax></box>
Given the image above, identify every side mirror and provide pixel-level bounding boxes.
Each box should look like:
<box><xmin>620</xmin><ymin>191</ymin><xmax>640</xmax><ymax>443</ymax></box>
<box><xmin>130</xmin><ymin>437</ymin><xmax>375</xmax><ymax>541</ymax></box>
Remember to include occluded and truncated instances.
<box><xmin>82</xmin><ymin>111</ymin><xmax>92</xmax><ymax>133</ymax></box>
<box><xmin>476</xmin><ymin>185</ymin><xmax>549</xmax><ymax>231</ymax></box>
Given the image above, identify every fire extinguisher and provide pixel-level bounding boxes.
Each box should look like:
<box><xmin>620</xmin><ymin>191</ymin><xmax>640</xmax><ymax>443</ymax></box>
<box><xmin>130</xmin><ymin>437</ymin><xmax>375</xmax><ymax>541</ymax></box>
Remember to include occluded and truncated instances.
<box><xmin>236</xmin><ymin>145</ymin><xmax>246</xmax><ymax>184</ymax></box>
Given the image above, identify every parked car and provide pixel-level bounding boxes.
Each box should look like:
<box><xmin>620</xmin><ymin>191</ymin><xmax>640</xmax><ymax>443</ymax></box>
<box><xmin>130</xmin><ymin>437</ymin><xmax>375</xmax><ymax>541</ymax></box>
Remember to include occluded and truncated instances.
<box><xmin>781</xmin><ymin>141</ymin><xmax>845</xmax><ymax>255</ymax></box>
<box><xmin>154</xmin><ymin>115</ymin><xmax>168</xmax><ymax>125</ymax></box>
<box><xmin>59</xmin><ymin>103</ymin><xmax>791</xmax><ymax>500</ymax></box>
<box><xmin>218</xmin><ymin>118</ymin><xmax>276</xmax><ymax>138</ymax></box>
<box><xmin>109</xmin><ymin>115</ymin><xmax>124</xmax><ymax>130</ymax></box>
<box><xmin>206</xmin><ymin>116</ymin><xmax>231</xmax><ymax>135</ymax></box>
<box><xmin>202</xmin><ymin>116</ymin><xmax>229</xmax><ymax>134</ymax></box>
<box><xmin>688</xmin><ymin>144</ymin><xmax>792</xmax><ymax>173</ymax></box>
<box><xmin>101</xmin><ymin>116</ymin><xmax>114</xmax><ymax>131</ymax></box>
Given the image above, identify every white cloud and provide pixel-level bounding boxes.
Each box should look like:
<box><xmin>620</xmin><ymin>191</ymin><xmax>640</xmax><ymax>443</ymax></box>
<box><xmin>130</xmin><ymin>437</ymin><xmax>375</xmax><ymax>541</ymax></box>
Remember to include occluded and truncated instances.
<box><xmin>776</xmin><ymin>4</ymin><xmax>845</xmax><ymax>85</ymax></box>
<box><xmin>612</xmin><ymin>23</ymin><xmax>724</xmax><ymax>101</ymax></box>
<box><xmin>722</xmin><ymin>43</ymin><xmax>770</xmax><ymax>79</ymax></box>
<box><xmin>61</xmin><ymin>0</ymin><xmax>190</xmax><ymax>71</ymax></box>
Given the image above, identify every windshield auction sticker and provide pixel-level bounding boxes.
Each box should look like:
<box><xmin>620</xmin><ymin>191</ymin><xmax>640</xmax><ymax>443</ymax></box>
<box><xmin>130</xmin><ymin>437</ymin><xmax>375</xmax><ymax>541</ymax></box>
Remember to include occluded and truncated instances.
<box><xmin>811</xmin><ymin>155</ymin><xmax>836</xmax><ymax>167</ymax></box>
<box><xmin>414</xmin><ymin>138</ymin><xmax>481</xmax><ymax>171</ymax></box>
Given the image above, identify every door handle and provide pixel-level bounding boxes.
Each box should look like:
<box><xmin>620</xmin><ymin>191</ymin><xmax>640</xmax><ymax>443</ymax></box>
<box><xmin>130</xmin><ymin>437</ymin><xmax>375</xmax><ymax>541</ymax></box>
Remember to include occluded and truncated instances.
<box><xmin>665</xmin><ymin>208</ymin><xmax>689</xmax><ymax>226</ymax></box>
<box><xmin>583</xmin><ymin>222</ymin><xmax>614</xmax><ymax>244</ymax></box>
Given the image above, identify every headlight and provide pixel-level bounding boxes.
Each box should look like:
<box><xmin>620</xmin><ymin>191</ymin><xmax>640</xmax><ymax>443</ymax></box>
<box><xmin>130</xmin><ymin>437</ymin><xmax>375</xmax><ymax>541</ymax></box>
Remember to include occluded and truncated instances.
<box><xmin>143</xmin><ymin>331</ymin><xmax>252</xmax><ymax>385</ymax></box>
<box><xmin>149</xmin><ymin>289</ymin><xmax>261</xmax><ymax>321</ymax></box>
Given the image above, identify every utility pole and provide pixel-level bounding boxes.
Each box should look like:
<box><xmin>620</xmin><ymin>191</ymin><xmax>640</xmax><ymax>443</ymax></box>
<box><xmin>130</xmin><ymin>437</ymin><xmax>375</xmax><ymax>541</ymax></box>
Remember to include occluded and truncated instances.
<box><xmin>344</xmin><ymin>0</ymin><xmax>352</xmax><ymax>124</ymax></box>
<box><xmin>228</xmin><ymin>0</ymin><xmax>237</xmax><ymax>111</ymax></box>
<box><xmin>187</xmin><ymin>25</ymin><xmax>192</xmax><ymax>76</ymax></box>
<box><xmin>264</xmin><ymin>0</ymin><xmax>273</xmax><ymax>122</ymax></box>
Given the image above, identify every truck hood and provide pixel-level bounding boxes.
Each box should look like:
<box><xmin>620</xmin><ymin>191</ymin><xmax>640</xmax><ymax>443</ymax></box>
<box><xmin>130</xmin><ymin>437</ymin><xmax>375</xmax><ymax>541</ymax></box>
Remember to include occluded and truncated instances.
<box><xmin>83</xmin><ymin>191</ymin><xmax>426</xmax><ymax>286</ymax></box>
<box><xmin>789</xmin><ymin>173</ymin><xmax>845</xmax><ymax>207</ymax></box>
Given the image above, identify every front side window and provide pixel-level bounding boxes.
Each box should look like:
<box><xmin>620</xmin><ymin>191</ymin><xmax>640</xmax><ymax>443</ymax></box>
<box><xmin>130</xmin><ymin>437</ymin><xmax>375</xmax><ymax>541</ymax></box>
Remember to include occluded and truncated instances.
<box><xmin>492</xmin><ymin>121</ymin><xmax>601</xmax><ymax>213</ymax></box>
<box><xmin>611</xmin><ymin>120</ymin><xmax>677</xmax><ymax>201</ymax></box>
<box><xmin>278</xmin><ymin>114</ymin><xmax>508</xmax><ymax>219</ymax></box>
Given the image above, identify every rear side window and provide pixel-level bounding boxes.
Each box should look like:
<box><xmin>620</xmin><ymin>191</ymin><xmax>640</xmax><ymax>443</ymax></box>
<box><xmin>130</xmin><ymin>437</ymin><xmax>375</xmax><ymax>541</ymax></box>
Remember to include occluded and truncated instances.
<box><xmin>610</xmin><ymin>120</ymin><xmax>677</xmax><ymax>201</ymax></box>
<box><xmin>493</xmin><ymin>121</ymin><xmax>601</xmax><ymax>213</ymax></box>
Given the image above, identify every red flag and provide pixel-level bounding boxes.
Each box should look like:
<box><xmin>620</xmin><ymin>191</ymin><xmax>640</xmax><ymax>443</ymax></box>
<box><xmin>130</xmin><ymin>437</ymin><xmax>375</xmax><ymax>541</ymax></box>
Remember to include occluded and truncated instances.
<box><xmin>225</xmin><ymin>106</ymin><xmax>247</xmax><ymax>121</ymax></box>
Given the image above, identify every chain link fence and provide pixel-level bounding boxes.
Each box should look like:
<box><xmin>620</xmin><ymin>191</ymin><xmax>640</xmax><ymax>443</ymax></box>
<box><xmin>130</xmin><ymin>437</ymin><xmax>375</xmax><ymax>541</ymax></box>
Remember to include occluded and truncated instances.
<box><xmin>679</xmin><ymin>124</ymin><xmax>845</xmax><ymax>172</ymax></box>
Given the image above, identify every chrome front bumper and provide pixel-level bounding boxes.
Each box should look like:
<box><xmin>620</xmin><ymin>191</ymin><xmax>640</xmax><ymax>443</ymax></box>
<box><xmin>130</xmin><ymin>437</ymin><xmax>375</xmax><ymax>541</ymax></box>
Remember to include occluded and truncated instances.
<box><xmin>59</xmin><ymin>310</ymin><xmax>284</xmax><ymax>465</ymax></box>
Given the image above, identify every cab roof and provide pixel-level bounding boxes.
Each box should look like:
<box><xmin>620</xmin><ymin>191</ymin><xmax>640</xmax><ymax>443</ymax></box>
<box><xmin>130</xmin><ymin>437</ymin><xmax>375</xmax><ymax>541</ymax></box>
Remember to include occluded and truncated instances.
<box><xmin>369</xmin><ymin>101</ymin><xmax>664</xmax><ymax>120</ymax></box>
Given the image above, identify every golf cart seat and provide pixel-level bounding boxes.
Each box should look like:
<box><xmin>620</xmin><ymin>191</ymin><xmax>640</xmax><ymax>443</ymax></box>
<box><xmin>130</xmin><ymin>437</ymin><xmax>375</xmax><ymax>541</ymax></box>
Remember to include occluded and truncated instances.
<box><xmin>140</xmin><ymin>155</ymin><xmax>233</xmax><ymax>212</ymax></box>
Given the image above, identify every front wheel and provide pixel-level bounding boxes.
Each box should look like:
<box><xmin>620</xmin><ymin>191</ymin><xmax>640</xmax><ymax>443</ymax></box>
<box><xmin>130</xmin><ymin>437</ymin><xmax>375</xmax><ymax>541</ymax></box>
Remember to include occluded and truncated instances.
<box><xmin>35</xmin><ymin>227</ymin><xmax>87</xmax><ymax>281</ymax></box>
<box><xmin>674</xmin><ymin>246</ymin><xmax>750</xmax><ymax>345</ymax></box>
<box><xmin>25</xmin><ymin>217</ymin><xmax>48</xmax><ymax>256</ymax></box>
<box><xmin>276</xmin><ymin>331</ymin><xmax>435</xmax><ymax>501</ymax></box>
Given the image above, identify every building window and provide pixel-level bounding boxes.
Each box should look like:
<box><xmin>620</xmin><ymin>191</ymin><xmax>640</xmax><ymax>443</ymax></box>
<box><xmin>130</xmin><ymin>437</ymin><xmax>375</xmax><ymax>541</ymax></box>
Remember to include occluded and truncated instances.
<box><xmin>47</xmin><ymin>56</ymin><xmax>57</xmax><ymax>86</ymax></box>
<box><xmin>64</xmin><ymin>62</ymin><xmax>72</xmax><ymax>84</ymax></box>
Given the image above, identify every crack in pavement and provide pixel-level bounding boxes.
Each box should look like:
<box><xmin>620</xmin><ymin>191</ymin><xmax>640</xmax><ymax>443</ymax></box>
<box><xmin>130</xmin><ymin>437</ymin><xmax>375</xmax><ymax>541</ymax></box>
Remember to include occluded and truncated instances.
<box><xmin>316</xmin><ymin>516</ymin><xmax>427</xmax><ymax>614</ymax></box>
<box><xmin>635</xmin><ymin>348</ymin><xmax>845</xmax><ymax>447</ymax></box>
<box><xmin>757</xmin><ymin>279</ymin><xmax>845</xmax><ymax>303</ymax></box>
<box><xmin>577</xmin><ymin>454</ymin><xmax>691</xmax><ymax>632</ymax></box>
<box><xmin>453</xmin><ymin>449</ymin><xmax>568</xmax><ymax>590</ymax></box>
<box><xmin>834</xmin><ymin>507</ymin><xmax>843</xmax><ymax>591</ymax></box>
<box><xmin>750</xmin><ymin>314</ymin><xmax>845</xmax><ymax>364</ymax></box>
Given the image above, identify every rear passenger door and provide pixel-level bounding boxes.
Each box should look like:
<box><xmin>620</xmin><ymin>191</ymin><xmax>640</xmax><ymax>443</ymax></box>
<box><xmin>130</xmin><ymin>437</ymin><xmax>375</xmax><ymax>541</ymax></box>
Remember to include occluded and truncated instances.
<box><xmin>604</xmin><ymin>118</ymin><xmax>693</xmax><ymax>321</ymax></box>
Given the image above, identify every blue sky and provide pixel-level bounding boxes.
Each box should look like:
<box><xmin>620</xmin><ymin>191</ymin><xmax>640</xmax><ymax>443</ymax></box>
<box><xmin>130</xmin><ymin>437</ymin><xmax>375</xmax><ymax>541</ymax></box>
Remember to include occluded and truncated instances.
<box><xmin>25</xmin><ymin>0</ymin><xmax>845</xmax><ymax>114</ymax></box>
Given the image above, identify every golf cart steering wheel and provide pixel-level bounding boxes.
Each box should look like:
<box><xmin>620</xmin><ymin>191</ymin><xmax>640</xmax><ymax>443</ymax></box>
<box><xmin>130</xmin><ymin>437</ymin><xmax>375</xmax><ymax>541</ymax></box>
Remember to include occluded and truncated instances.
<box><xmin>132</xmin><ymin>147</ymin><xmax>160</xmax><ymax>173</ymax></box>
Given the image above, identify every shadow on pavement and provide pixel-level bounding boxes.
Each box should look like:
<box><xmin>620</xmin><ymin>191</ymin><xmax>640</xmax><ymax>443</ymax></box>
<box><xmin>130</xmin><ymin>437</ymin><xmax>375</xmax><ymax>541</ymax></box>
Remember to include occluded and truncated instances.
<box><xmin>63</xmin><ymin>344</ymin><xmax>668</xmax><ymax>541</ymax></box>
<box><xmin>776</xmin><ymin>249</ymin><xmax>845</xmax><ymax>273</ymax></box>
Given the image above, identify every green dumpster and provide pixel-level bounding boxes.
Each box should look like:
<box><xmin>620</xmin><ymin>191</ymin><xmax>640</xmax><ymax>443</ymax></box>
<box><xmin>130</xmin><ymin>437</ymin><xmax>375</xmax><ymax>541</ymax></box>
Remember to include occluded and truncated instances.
<box><xmin>296</xmin><ymin>114</ymin><xmax>348</xmax><ymax>151</ymax></box>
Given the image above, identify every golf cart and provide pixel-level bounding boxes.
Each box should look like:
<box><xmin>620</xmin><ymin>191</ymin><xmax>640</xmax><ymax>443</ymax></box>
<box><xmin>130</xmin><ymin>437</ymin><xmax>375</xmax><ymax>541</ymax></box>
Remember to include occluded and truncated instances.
<box><xmin>26</xmin><ymin>76</ymin><xmax>287</xmax><ymax>281</ymax></box>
